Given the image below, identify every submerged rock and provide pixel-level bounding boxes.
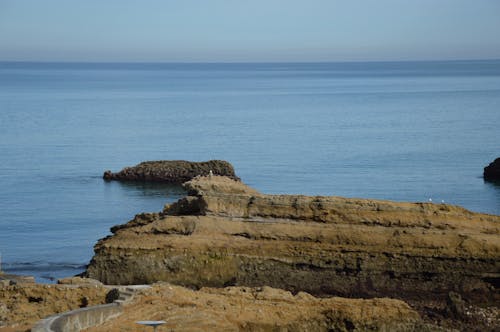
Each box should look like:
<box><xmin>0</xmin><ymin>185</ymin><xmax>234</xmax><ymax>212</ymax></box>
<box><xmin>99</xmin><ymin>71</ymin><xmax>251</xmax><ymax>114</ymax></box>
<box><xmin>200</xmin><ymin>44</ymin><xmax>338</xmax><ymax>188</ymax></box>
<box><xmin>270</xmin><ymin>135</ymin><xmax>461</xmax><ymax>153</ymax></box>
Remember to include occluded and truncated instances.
<box><xmin>484</xmin><ymin>157</ymin><xmax>500</xmax><ymax>181</ymax></box>
<box><xmin>103</xmin><ymin>160</ymin><xmax>239</xmax><ymax>183</ymax></box>
<box><xmin>86</xmin><ymin>176</ymin><xmax>500</xmax><ymax>307</ymax></box>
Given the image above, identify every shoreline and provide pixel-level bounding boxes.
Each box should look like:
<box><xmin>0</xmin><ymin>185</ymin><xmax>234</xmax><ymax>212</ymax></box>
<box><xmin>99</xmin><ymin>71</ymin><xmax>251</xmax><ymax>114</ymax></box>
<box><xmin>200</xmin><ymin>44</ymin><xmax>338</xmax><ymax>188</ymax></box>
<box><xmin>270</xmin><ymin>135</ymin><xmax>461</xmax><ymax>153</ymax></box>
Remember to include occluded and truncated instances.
<box><xmin>2</xmin><ymin>172</ymin><xmax>499</xmax><ymax>330</ymax></box>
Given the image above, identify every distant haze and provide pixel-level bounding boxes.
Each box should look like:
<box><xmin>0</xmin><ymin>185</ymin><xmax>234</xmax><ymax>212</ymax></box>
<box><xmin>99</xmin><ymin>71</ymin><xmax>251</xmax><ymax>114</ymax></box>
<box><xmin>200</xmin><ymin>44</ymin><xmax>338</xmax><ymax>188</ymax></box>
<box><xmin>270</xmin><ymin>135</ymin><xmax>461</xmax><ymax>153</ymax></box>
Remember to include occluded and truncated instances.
<box><xmin>1</xmin><ymin>0</ymin><xmax>500</xmax><ymax>62</ymax></box>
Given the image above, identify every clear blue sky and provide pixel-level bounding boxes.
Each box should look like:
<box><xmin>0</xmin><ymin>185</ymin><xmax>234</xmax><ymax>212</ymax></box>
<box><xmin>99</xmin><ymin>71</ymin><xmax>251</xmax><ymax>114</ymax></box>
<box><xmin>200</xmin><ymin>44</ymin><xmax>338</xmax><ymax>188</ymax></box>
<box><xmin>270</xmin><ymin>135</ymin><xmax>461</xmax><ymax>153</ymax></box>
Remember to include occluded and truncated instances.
<box><xmin>1</xmin><ymin>0</ymin><xmax>500</xmax><ymax>62</ymax></box>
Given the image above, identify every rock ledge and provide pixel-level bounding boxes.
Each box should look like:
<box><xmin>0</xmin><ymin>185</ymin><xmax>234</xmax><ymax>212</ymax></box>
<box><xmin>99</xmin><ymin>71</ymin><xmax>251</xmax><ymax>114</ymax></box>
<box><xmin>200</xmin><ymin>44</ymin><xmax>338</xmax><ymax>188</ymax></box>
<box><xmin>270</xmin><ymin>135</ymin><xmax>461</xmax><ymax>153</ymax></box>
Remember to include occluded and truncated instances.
<box><xmin>87</xmin><ymin>176</ymin><xmax>499</xmax><ymax>306</ymax></box>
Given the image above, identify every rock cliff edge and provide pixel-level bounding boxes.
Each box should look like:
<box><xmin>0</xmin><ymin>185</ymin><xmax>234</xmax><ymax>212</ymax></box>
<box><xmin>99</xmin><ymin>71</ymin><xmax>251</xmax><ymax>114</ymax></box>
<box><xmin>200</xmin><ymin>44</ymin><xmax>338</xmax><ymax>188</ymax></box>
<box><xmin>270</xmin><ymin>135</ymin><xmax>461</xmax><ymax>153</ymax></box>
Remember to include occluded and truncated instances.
<box><xmin>86</xmin><ymin>176</ymin><xmax>500</xmax><ymax>306</ymax></box>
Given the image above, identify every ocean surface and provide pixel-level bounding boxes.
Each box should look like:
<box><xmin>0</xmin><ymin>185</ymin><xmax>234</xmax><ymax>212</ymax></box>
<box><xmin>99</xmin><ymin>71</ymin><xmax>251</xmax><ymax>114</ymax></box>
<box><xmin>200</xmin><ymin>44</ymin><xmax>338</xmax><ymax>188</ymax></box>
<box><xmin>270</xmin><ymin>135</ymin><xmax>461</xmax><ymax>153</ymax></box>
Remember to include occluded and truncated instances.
<box><xmin>0</xmin><ymin>60</ymin><xmax>499</xmax><ymax>282</ymax></box>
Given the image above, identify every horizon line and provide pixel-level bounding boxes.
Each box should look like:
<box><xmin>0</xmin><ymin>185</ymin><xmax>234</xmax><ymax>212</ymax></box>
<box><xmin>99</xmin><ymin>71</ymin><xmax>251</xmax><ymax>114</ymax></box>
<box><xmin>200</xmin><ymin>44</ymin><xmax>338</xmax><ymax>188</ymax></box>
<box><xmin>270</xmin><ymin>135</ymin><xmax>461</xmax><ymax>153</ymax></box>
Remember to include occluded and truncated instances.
<box><xmin>1</xmin><ymin>57</ymin><xmax>499</xmax><ymax>65</ymax></box>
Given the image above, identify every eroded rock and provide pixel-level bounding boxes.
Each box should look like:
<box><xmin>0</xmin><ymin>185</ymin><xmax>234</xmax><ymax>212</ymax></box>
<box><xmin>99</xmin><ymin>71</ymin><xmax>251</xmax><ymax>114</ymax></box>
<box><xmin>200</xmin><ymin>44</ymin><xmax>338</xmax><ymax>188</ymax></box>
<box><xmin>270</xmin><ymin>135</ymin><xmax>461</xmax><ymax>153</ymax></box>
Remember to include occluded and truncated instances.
<box><xmin>0</xmin><ymin>283</ymin><xmax>108</xmax><ymax>330</ymax></box>
<box><xmin>57</xmin><ymin>276</ymin><xmax>103</xmax><ymax>286</ymax></box>
<box><xmin>85</xmin><ymin>283</ymin><xmax>435</xmax><ymax>332</ymax></box>
<box><xmin>103</xmin><ymin>160</ymin><xmax>240</xmax><ymax>183</ymax></box>
<box><xmin>86</xmin><ymin>176</ymin><xmax>500</xmax><ymax>307</ymax></box>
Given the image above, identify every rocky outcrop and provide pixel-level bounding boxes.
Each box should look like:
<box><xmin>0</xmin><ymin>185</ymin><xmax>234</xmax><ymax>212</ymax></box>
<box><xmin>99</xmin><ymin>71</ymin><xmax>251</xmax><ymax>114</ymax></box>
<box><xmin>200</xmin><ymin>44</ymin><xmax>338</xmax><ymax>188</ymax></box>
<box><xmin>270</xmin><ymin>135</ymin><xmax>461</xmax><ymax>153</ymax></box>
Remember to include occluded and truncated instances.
<box><xmin>103</xmin><ymin>160</ymin><xmax>239</xmax><ymax>183</ymax></box>
<box><xmin>484</xmin><ymin>157</ymin><xmax>500</xmax><ymax>181</ymax></box>
<box><xmin>0</xmin><ymin>272</ymin><xmax>35</xmax><ymax>285</ymax></box>
<box><xmin>31</xmin><ymin>285</ymin><xmax>151</xmax><ymax>332</ymax></box>
<box><xmin>0</xmin><ymin>283</ymin><xmax>108</xmax><ymax>330</ymax></box>
<box><xmin>57</xmin><ymin>276</ymin><xmax>103</xmax><ymax>286</ymax></box>
<box><xmin>86</xmin><ymin>176</ymin><xmax>500</xmax><ymax>307</ymax></box>
<box><xmin>86</xmin><ymin>283</ymin><xmax>437</xmax><ymax>332</ymax></box>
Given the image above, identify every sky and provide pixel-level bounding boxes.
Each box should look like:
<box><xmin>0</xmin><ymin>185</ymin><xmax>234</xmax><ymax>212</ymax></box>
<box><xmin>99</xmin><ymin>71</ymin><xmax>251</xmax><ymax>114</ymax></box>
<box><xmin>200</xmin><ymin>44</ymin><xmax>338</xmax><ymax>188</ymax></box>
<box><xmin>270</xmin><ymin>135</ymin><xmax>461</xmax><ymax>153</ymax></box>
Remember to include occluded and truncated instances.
<box><xmin>1</xmin><ymin>0</ymin><xmax>500</xmax><ymax>62</ymax></box>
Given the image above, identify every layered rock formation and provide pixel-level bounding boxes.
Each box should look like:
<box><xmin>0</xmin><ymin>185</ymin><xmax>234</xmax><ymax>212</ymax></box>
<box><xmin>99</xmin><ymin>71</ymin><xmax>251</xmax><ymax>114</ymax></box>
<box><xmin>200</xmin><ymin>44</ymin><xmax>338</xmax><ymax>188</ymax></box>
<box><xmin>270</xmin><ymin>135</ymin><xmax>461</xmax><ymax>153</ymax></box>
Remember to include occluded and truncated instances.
<box><xmin>103</xmin><ymin>160</ymin><xmax>239</xmax><ymax>183</ymax></box>
<box><xmin>86</xmin><ymin>176</ymin><xmax>500</xmax><ymax>306</ymax></box>
<box><xmin>86</xmin><ymin>283</ymin><xmax>433</xmax><ymax>332</ymax></box>
<box><xmin>484</xmin><ymin>157</ymin><xmax>500</xmax><ymax>181</ymax></box>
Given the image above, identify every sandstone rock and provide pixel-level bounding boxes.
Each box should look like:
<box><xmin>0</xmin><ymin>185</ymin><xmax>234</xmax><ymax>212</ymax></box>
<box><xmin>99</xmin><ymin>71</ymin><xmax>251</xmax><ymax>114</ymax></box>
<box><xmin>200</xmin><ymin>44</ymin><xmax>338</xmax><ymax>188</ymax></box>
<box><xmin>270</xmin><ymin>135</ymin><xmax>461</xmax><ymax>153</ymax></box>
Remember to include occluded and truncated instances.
<box><xmin>86</xmin><ymin>176</ymin><xmax>500</xmax><ymax>307</ymax></box>
<box><xmin>85</xmin><ymin>283</ymin><xmax>436</xmax><ymax>332</ymax></box>
<box><xmin>0</xmin><ymin>273</ymin><xmax>35</xmax><ymax>285</ymax></box>
<box><xmin>484</xmin><ymin>157</ymin><xmax>500</xmax><ymax>181</ymax></box>
<box><xmin>57</xmin><ymin>276</ymin><xmax>103</xmax><ymax>286</ymax></box>
<box><xmin>103</xmin><ymin>160</ymin><xmax>240</xmax><ymax>183</ymax></box>
<box><xmin>0</xmin><ymin>283</ymin><xmax>108</xmax><ymax>330</ymax></box>
<box><xmin>445</xmin><ymin>291</ymin><xmax>466</xmax><ymax>319</ymax></box>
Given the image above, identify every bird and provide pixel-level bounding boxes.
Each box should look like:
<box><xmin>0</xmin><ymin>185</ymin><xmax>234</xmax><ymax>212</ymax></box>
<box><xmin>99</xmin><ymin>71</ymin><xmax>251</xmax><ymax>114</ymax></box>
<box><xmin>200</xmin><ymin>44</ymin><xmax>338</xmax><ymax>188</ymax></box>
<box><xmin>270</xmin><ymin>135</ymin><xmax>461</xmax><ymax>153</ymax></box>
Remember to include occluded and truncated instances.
<box><xmin>428</xmin><ymin>198</ymin><xmax>432</xmax><ymax>202</ymax></box>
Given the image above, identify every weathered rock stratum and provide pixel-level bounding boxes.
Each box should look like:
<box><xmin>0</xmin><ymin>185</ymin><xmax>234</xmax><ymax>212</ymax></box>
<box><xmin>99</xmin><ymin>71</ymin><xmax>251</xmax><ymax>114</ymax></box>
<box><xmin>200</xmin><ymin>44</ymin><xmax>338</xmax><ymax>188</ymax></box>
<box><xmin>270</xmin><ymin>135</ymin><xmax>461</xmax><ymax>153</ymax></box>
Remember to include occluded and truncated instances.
<box><xmin>86</xmin><ymin>176</ymin><xmax>500</xmax><ymax>306</ymax></box>
<box><xmin>103</xmin><ymin>160</ymin><xmax>239</xmax><ymax>183</ymax></box>
<box><xmin>484</xmin><ymin>157</ymin><xmax>500</xmax><ymax>181</ymax></box>
<box><xmin>86</xmin><ymin>283</ymin><xmax>433</xmax><ymax>332</ymax></box>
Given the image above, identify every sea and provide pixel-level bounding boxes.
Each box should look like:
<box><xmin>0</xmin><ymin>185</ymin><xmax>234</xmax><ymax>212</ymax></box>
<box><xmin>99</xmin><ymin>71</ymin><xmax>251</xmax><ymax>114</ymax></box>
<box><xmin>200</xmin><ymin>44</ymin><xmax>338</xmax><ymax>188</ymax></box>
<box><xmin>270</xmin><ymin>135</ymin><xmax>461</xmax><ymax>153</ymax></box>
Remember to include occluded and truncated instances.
<box><xmin>0</xmin><ymin>60</ymin><xmax>499</xmax><ymax>282</ymax></box>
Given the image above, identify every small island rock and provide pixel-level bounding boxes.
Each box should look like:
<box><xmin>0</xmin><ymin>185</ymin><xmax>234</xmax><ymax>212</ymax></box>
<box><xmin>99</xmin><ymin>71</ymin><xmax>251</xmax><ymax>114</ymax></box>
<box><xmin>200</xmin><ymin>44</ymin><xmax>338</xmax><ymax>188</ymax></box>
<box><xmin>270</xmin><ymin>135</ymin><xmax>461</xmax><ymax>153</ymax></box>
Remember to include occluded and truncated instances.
<box><xmin>484</xmin><ymin>157</ymin><xmax>500</xmax><ymax>181</ymax></box>
<box><xmin>103</xmin><ymin>160</ymin><xmax>239</xmax><ymax>183</ymax></box>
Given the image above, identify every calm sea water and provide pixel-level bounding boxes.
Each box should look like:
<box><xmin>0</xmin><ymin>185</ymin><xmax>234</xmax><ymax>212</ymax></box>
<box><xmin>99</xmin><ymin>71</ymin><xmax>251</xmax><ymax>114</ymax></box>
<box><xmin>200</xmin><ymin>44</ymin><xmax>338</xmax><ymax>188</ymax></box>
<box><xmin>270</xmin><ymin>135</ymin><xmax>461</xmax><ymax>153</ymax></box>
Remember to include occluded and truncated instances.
<box><xmin>0</xmin><ymin>61</ymin><xmax>499</xmax><ymax>282</ymax></box>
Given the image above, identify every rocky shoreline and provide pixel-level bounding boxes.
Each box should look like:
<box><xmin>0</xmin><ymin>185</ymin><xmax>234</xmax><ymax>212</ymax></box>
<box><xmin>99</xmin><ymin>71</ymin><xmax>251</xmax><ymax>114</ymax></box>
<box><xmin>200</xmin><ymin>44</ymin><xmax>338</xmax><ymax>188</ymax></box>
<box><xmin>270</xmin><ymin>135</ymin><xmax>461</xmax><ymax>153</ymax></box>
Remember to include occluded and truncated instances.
<box><xmin>86</xmin><ymin>176</ymin><xmax>499</xmax><ymax>303</ymax></box>
<box><xmin>81</xmin><ymin>175</ymin><xmax>500</xmax><ymax>331</ymax></box>
<box><xmin>2</xmin><ymin>171</ymin><xmax>499</xmax><ymax>331</ymax></box>
<box><xmin>2</xmin><ymin>279</ymin><xmax>499</xmax><ymax>331</ymax></box>
<box><xmin>85</xmin><ymin>283</ymin><xmax>429</xmax><ymax>331</ymax></box>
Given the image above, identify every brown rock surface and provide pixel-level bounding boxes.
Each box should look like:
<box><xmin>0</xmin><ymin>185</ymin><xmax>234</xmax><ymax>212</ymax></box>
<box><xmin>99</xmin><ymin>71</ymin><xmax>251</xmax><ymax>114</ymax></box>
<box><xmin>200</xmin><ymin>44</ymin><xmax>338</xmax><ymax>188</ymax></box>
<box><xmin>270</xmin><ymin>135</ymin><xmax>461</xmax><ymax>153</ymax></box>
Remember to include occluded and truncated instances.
<box><xmin>86</xmin><ymin>176</ymin><xmax>500</xmax><ymax>306</ymax></box>
<box><xmin>0</xmin><ymin>283</ymin><xmax>108</xmax><ymax>330</ymax></box>
<box><xmin>0</xmin><ymin>273</ymin><xmax>35</xmax><ymax>285</ymax></box>
<box><xmin>57</xmin><ymin>276</ymin><xmax>104</xmax><ymax>286</ymax></box>
<box><xmin>84</xmin><ymin>283</ymin><xmax>431</xmax><ymax>332</ymax></box>
<box><xmin>103</xmin><ymin>160</ymin><xmax>240</xmax><ymax>183</ymax></box>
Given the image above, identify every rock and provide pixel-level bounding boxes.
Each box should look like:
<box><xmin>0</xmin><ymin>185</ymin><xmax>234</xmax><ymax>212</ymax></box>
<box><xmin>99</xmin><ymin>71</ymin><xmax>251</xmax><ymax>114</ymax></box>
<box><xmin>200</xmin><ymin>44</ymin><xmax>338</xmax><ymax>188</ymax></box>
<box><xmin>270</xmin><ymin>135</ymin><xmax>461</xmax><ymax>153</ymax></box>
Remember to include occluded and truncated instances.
<box><xmin>85</xmin><ymin>176</ymin><xmax>500</xmax><ymax>307</ymax></box>
<box><xmin>57</xmin><ymin>276</ymin><xmax>103</xmax><ymax>286</ymax></box>
<box><xmin>484</xmin><ymin>157</ymin><xmax>500</xmax><ymax>181</ymax></box>
<box><xmin>446</xmin><ymin>291</ymin><xmax>466</xmax><ymax>319</ymax></box>
<box><xmin>85</xmin><ymin>283</ymin><xmax>436</xmax><ymax>332</ymax></box>
<box><xmin>102</xmin><ymin>160</ymin><xmax>240</xmax><ymax>183</ymax></box>
<box><xmin>0</xmin><ymin>273</ymin><xmax>35</xmax><ymax>285</ymax></box>
<box><xmin>0</xmin><ymin>283</ymin><xmax>108</xmax><ymax>330</ymax></box>
<box><xmin>105</xmin><ymin>288</ymin><xmax>120</xmax><ymax>303</ymax></box>
<box><xmin>103</xmin><ymin>170</ymin><xmax>113</xmax><ymax>179</ymax></box>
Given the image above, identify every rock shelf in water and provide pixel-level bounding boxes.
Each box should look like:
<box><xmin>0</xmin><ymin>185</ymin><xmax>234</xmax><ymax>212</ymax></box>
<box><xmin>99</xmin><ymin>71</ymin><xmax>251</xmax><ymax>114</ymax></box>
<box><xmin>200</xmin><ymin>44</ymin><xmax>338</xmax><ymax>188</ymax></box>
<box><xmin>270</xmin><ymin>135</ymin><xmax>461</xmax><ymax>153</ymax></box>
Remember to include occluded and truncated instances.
<box><xmin>86</xmin><ymin>176</ymin><xmax>500</xmax><ymax>307</ymax></box>
<box><xmin>103</xmin><ymin>160</ymin><xmax>240</xmax><ymax>183</ymax></box>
